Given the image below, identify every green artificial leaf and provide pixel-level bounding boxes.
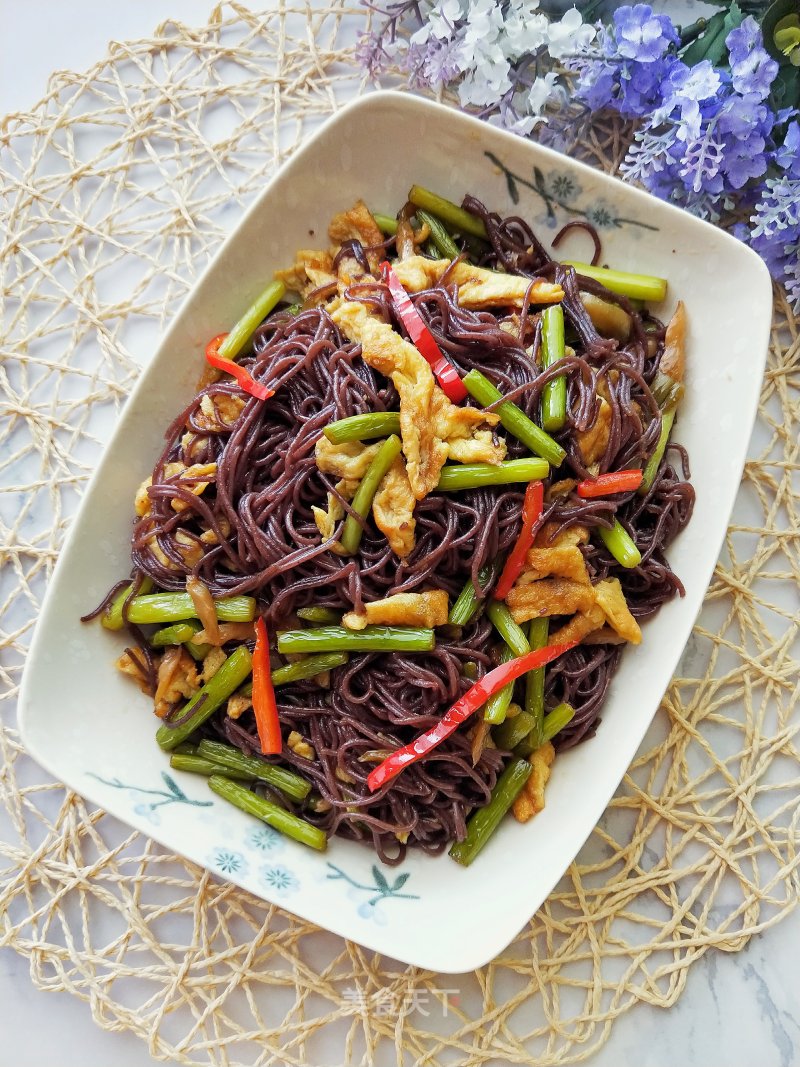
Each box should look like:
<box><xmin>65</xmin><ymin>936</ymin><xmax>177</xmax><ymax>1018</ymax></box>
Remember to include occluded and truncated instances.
<box><xmin>682</xmin><ymin>11</ymin><xmax>725</xmax><ymax>65</ymax></box>
<box><xmin>713</xmin><ymin>1</ymin><xmax>746</xmax><ymax>65</ymax></box>
<box><xmin>770</xmin><ymin>62</ymin><xmax>800</xmax><ymax>108</ymax></box>
<box><xmin>763</xmin><ymin>0</ymin><xmax>800</xmax><ymax>64</ymax></box>
<box><xmin>391</xmin><ymin>872</ymin><xmax>410</xmax><ymax>892</ymax></box>
<box><xmin>724</xmin><ymin>2</ymin><xmax>747</xmax><ymax>35</ymax></box>
<box><xmin>702</xmin><ymin>0</ymin><xmax>779</xmax><ymax>11</ymax></box>
<box><xmin>681</xmin><ymin>2</ymin><xmax>745</xmax><ymax>67</ymax></box>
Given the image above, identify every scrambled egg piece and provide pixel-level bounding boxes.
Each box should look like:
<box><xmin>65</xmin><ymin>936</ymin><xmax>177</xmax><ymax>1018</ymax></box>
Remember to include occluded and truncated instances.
<box><xmin>512</xmin><ymin>568</ymin><xmax>640</xmax><ymax>646</ymax></box>
<box><xmin>499</xmin><ymin>314</ymin><xmax>521</xmax><ymax>337</ymax></box>
<box><xmin>194</xmin><ymin>392</ymin><xmax>245</xmax><ymax>431</ymax></box>
<box><xmin>164</xmin><ymin>461</ymin><xmax>217</xmax><ymax>513</ymax></box>
<box><xmin>174</xmin><ymin>530</ymin><xmax>204</xmax><ymax>568</ymax></box>
<box><xmin>116</xmin><ymin>649</ymin><xmax>151</xmax><ymax>694</ymax></box>
<box><xmin>576</xmin><ymin>396</ymin><xmax>612</xmax><ymax>467</ymax></box>
<box><xmin>447</xmin><ymin>429</ymin><xmax>505</xmax><ymax>464</ymax></box>
<box><xmin>582</xmin><ymin>625</ymin><xmax>629</xmax><ymax>646</ymax></box>
<box><xmin>274</xmin><ymin>249</ymin><xmax>337</xmax><ymax>299</ymax></box>
<box><xmin>593</xmin><ymin>578</ymin><xmax>642</xmax><ymax>644</ymax></box>
<box><xmin>373</xmin><ymin>456</ymin><xmax>417</xmax><ymax>557</ymax></box>
<box><xmin>507</xmin><ymin>577</ymin><xmax>597</xmax><ymax>622</ymax></box>
<box><xmin>549</xmin><ymin>579</ymin><xmax>641</xmax><ymax>646</ymax></box>
<box><xmin>200</xmin><ymin>647</ymin><xmax>227</xmax><ymax>683</ymax></box>
<box><xmin>546</xmin><ymin>478</ymin><xmax>577</xmax><ymax>500</ymax></box>
<box><xmin>391</xmin><ymin>256</ymin><xmax>564</xmax><ymax>309</ymax></box>
<box><xmin>508</xmin><ymin>523</ymin><xmax>639</xmax><ymax>644</ymax></box>
<box><xmin>154</xmin><ymin>647</ymin><xmax>199</xmax><ymax>718</ymax></box>
<box><xmin>334</xmin><ymin>250</ymin><xmax>370</xmax><ymax>294</ymax></box>
<box><xmin>313</xmin><ymin>445</ymin><xmax>418</xmax><ymax>557</ymax></box>
<box><xmin>136</xmin><ymin>462</ymin><xmax>217</xmax><ymax>517</ymax></box>
<box><xmin>145</xmin><ymin>529</ymin><xmax>204</xmax><ymax>571</ymax></box>
<box><xmin>548</xmin><ymin>605</ymin><xmax>606</xmax><ymax>646</ymax></box>
<box><xmin>328</xmin><ymin>200</ymin><xmax>384</xmax><ymax>272</ymax></box>
<box><xmin>311</xmin><ymin>476</ymin><xmax>359</xmax><ymax>552</ymax></box>
<box><xmin>135</xmin><ymin>478</ymin><xmax>152</xmax><ymax>517</ymax></box>
<box><xmin>581</xmin><ymin>293</ymin><xmax>631</xmax><ymax>341</ymax></box>
<box><xmin>227</xmin><ymin>692</ymin><xmax>253</xmax><ymax>720</ymax></box>
<box><xmin>181</xmin><ymin>431</ymin><xmax>212</xmax><ymax>463</ymax></box>
<box><xmin>287</xmin><ymin>730</ymin><xmax>316</xmax><ymax>760</ymax></box>
<box><xmin>199</xmin><ymin>515</ymin><xmax>231</xmax><ymax>546</ymax></box>
<box><xmin>315</xmin><ymin>436</ymin><xmax>381</xmax><ymax>480</ymax></box>
<box><xmin>330</xmin><ymin>301</ymin><xmax>503</xmax><ymax>498</ymax></box>
<box><xmin>518</xmin><ymin>523</ymin><xmax>590</xmax><ymax>585</ymax></box>
<box><xmin>313</xmin><ymin>439</ymin><xmax>384</xmax><ymax>552</ymax></box>
<box><xmin>342</xmin><ymin>590</ymin><xmax>449</xmax><ymax>631</ymax></box>
<box><xmin>512</xmin><ymin>742</ymin><xmax>555</xmax><ymax>823</ymax></box>
<box><xmin>274</xmin><ymin>203</ymin><xmax>384</xmax><ymax>298</ymax></box>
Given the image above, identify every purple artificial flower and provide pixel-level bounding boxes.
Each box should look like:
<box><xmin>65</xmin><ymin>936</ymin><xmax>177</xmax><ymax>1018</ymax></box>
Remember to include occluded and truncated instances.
<box><xmin>572</xmin><ymin>51</ymin><xmax>618</xmax><ymax>111</ymax></box>
<box><xmin>356</xmin><ymin>31</ymin><xmax>390</xmax><ymax>79</ymax></box>
<box><xmin>486</xmin><ymin>94</ymin><xmax>538</xmax><ymax>137</ymax></box>
<box><xmin>407</xmin><ymin>33</ymin><xmax>467</xmax><ymax>89</ymax></box>
<box><xmin>680</xmin><ymin>131</ymin><xmax>725</xmax><ymax>193</ymax></box>
<box><xmin>748</xmin><ymin>171</ymin><xmax>800</xmax><ymax>309</ymax></box>
<box><xmin>717</xmin><ymin>92</ymin><xmax>773</xmax><ymax>141</ymax></box>
<box><xmin>657</xmin><ymin>60</ymin><xmax>721</xmax><ymax>140</ymax></box>
<box><xmin>785</xmin><ymin>243</ymin><xmax>800</xmax><ymax>312</ymax></box>
<box><xmin>751</xmin><ymin>176</ymin><xmax>800</xmax><ymax>238</ymax></box>
<box><xmin>613</xmin><ymin>4</ymin><xmax>678</xmax><ymax>63</ymax></box>
<box><xmin>775</xmin><ymin>120</ymin><xmax>800</xmax><ymax>177</ymax></box>
<box><xmin>727</xmin><ymin>15</ymin><xmax>762</xmax><ymax>65</ymax></box>
<box><xmin>726</xmin><ymin>17</ymin><xmax>779</xmax><ymax>101</ymax></box>
<box><xmin>723</xmin><ymin>135</ymin><xmax>769</xmax><ymax>188</ymax></box>
<box><xmin>620</xmin><ymin>53</ymin><xmax>679</xmax><ymax>116</ymax></box>
<box><xmin>748</xmin><ymin>222</ymin><xmax>800</xmax><ymax>312</ymax></box>
<box><xmin>570</xmin><ymin>11</ymin><xmax>679</xmax><ymax>119</ymax></box>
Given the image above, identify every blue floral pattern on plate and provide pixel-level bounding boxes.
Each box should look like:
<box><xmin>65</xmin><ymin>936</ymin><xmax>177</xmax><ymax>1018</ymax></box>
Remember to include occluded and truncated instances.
<box><xmin>88</xmin><ymin>771</ymin><xmax>212</xmax><ymax>825</ymax></box>
<box><xmin>246</xmin><ymin>824</ymin><xmax>285</xmax><ymax>853</ymax></box>
<box><xmin>209</xmin><ymin>848</ymin><xmax>249</xmax><ymax>876</ymax></box>
<box><xmin>326</xmin><ymin>863</ymin><xmax>419</xmax><ymax>925</ymax></box>
<box><xmin>261</xmin><ymin>864</ymin><xmax>299</xmax><ymax>896</ymax></box>
<box><xmin>485</xmin><ymin>150</ymin><xmax>658</xmax><ymax>231</ymax></box>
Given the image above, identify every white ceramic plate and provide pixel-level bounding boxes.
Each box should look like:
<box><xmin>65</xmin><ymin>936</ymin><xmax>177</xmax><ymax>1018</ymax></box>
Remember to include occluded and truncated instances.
<box><xmin>19</xmin><ymin>90</ymin><xmax>772</xmax><ymax>972</ymax></box>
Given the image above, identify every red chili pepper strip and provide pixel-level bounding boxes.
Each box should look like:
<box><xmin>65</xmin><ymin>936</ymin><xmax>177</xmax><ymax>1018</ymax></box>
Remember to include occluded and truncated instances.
<box><xmin>493</xmin><ymin>480</ymin><xmax>544</xmax><ymax>601</ymax></box>
<box><xmin>366</xmin><ymin>641</ymin><xmax>577</xmax><ymax>792</ymax></box>
<box><xmin>381</xmin><ymin>261</ymin><xmax>468</xmax><ymax>403</ymax></box>
<box><xmin>576</xmin><ymin>469</ymin><xmax>643</xmax><ymax>498</ymax></box>
<box><xmin>205</xmin><ymin>333</ymin><xmax>274</xmax><ymax>402</ymax></box>
<box><xmin>252</xmin><ymin>617</ymin><xmax>282</xmax><ymax>755</ymax></box>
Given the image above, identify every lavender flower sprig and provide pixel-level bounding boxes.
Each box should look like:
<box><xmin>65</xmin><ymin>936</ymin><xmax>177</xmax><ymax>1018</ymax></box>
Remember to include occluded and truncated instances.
<box><xmin>359</xmin><ymin>0</ymin><xmax>596</xmax><ymax>135</ymax></box>
<box><xmin>567</xmin><ymin>5</ymin><xmax>797</xmax><ymax>308</ymax></box>
<box><xmin>358</xmin><ymin>1</ymin><xmax>800</xmax><ymax>310</ymax></box>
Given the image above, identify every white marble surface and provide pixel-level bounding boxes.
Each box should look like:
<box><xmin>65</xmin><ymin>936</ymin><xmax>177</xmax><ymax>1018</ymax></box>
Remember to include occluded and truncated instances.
<box><xmin>2</xmin><ymin>3</ymin><xmax>799</xmax><ymax>1066</ymax></box>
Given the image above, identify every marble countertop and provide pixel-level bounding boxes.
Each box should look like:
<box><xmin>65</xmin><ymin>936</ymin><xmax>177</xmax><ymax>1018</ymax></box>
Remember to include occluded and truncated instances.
<box><xmin>1</xmin><ymin>3</ymin><xmax>798</xmax><ymax>1065</ymax></box>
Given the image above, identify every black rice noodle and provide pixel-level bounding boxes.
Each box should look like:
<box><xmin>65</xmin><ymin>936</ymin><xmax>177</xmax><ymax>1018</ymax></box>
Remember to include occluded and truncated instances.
<box><xmin>120</xmin><ymin>196</ymin><xmax>694</xmax><ymax>863</ymax></box>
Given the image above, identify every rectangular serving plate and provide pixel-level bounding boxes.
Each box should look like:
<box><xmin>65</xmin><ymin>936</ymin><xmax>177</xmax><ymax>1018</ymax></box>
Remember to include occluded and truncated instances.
<box><xmin>18</xmin><ymin>90</ymin><xmax>772</xmax><ymax>973</ymax></box>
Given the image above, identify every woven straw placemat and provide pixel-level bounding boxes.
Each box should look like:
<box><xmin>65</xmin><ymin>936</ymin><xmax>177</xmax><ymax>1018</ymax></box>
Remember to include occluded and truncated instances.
<box><xmin>1</xmin><ymin>4</ymin><xmax>798</xmax><ymax>1064</ymax></box>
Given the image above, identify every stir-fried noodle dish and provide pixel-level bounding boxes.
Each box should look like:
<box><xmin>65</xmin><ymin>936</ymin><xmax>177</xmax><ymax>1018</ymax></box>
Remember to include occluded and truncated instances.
<box><xmin>85</xmin><ymin>187</ymin><xmax>694</xmax><ymax>866</ymax></box>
